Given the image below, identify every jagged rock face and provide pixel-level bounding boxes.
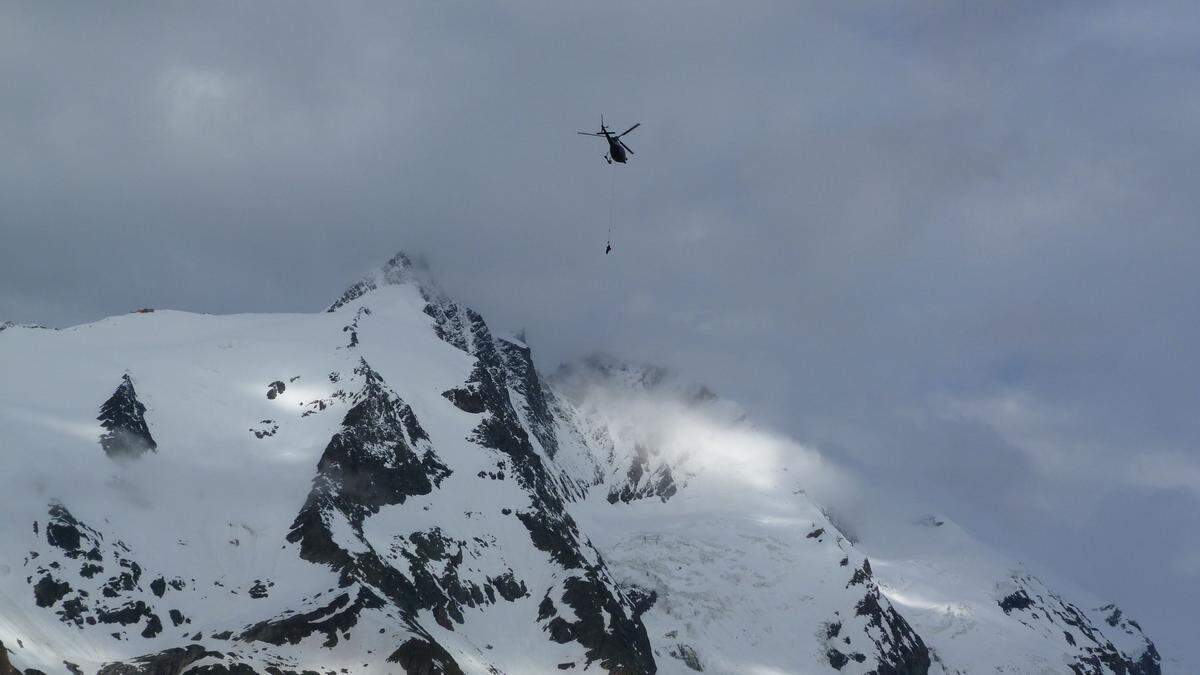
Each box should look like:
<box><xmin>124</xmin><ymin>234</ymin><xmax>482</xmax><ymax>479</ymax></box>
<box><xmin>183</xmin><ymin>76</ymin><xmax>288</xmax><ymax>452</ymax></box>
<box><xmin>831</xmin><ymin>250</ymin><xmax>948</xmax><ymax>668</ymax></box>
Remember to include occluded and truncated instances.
<box><xmin>97</xmin><ymin>375</ymin><xmax>157</xmax><ymax>459</ymax></box>
<box><xmin>24</xmin><ymin>503</ymin><xmax>176</xmax><ymax>640</ymax></box>
<box><xmin>495</xmin><ymin>336</ymin><xmax>559</xmax><ymax>459</ymax></box>
<box><xmin>95</xmin><ymin>645</ymin><xmax>217</xmax><ymax>675</ymax></box>
<box><xmin>838</xmin><ymin>560</ymin><xmax>930</xmax><ymax>674</ymax></box>
<box><xmin>245</xmin><ymin>359</ymin><xmax>485</xmax><ymax>664</ymax></box>
<box><xmin>422</xmin><ymin>285</ymin><xmax>656</xmax><ymax>674</ymax></box>
<box><xmin>0</xmin><ymin>250</ymin><xmax>1168</xmax><ymax>675</ymax></box>
<box><xmin>605</xmin><ymin>444</ymin><xmax>676</xmax><ymax>505</ymax></box>
<box><xmin>287</xmin><ymin>359</ymin><xmax>451</xmax><ymax>571</ymax></box>
<box><xmin>236</xmin><ymin>254</ymin><xmax>654</xmax><ymax>673</ymax></box>
<box><xmin>1095</xmin><ymin>604</ymin><xmax>1162</xmax><ymax>675</ymax></box>
<box><xmin>388</xmin><ymin>638</ymin><xmax>464</xmax><ymax>675</ymax></box>
<box><xmin>996</xmin><ymin>575</ymin><xmax>1161</xmax><ymax>675</ymax></box>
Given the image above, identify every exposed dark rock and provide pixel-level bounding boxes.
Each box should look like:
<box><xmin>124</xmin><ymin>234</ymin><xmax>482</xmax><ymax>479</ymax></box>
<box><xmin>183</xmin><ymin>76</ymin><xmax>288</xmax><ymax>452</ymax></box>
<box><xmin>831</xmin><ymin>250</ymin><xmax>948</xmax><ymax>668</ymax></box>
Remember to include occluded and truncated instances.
<box><xmin>1134</xmin><ymin>646</ymin><xmax>1163</xmax><ymax>675</ymax></box>
<box><xmin>847</xmin><ymin>558</ymin><xmax>873</xmax><ymax>587</ymax></box>
<box><xmin>250</xmin><ymin>420</ymin><xmax>279</xmax><ymax>439</ymax></box>
<box><xmin>830</xmin><ymin>559</ymin><xmax>931</xmax><ymax>675</ymax></box>
<box><xmin>78</xmin><ymin>562</ymin><xmax>103</xmax><ymax>578</ymax></box>
<box><xmin>394</xmin><ymin>526</ymin><xmax>516</xmax><ymax>624</ymax></box>
<box><xmin>287</xmin><ymin>359</ymin><xmax>450</xmax><ymax>571</ymax></box>
<box><xmin>0</xmin><ymin>641</ymin><xmax>20</xmax><ymax>675</ymax></box>
<box><xmin>242</xmin><ymin>588</ymin><xmax>382</xmax><ymax>649</ymax></box>
<box><xmin>421</xmin><ymin>301</ymin><xmax>656</xmax><ymax>673</ymax></box>
<box><xmin>46</xmin><ymin>503</ymin><xmax>98</xmax><ymax>558</ymax></box>
<box><xmin>266</xmin><ymin>381</ymin><xmax>286</xmax><ymax>400</ymax></box>
<box><xmin>102</xmin><ymin>563</ymin><xmax>141</xmax><ymax>597</ymax></box>
<box><xmin>58</xmin><ymin>598</ymin><xmax>88</xmax><ymax>626</ymax></box>
<box><xmin>852</xmin><ymin>588</ymin><xmax>930</xmax><ymax>675</ymax></box>
<box><xmin>547</xmin><ymin>617</ymin><xmax>574</xmax><ymax>643</ymax></box>
<box><xmin>999</xmin><ymin>589</ymin><xmax>1034</xmax><ymax>614</ymax></box>
<box><xmin>33</xmin><ymin>575</ymin><xmax>71</xmax><ymax>607</ymax></box>
<box><xmin>1000</xmin><ymin>576</ymin><xmax>1161</xmax><ymax>675</ymax></box>
<box><xmin>97</xmin><ymin>644</ymin><xmax>216</xmax><ymax>675</ymax></box>
<box><xmin>338</xmin><ymin>306</ymin><xmax>372</xmax><ymax>348</ymax></box>
<box><xmin>546</xmin><ymin>574</ymin><xmax>657</xmax><ymax>674</ymax></box>
<box><xmin>496</xmin><ymin>336</ymin><xmax>559</xmax><ymax>458</ymax></box>
<box><xmin>387</xmin><ymin>637</ymin><xmax>465</xmax><ymax>675</ymax></box>
<box><xmin>538</xmin><ymin>593</ymin><xmax>557</xmax><ymax>621</ymax></box>
<box><xmin>96</xmin><ymin>600</ymin><xmax>153</xmax><ymax>627</ymax></box>
<box><xmin>98</xmin><ymin>375</ymin><xmax>157</xmax><ymax>458</ymax></box>
<box><xmin>625</xmin><ymin>585</ymin><xmax>658</xmax><ymax>620</ymax></box>
<box><xmin>442</xmin><ymin>386</ymin><xmax>485</xmax><ymax>414</ymax></box>
<box><xmin>140</xmin><ymin>613</ymin><xmax>162</xmax><ymax>638</ymax></box>
<box><xmin>668</xmin><ymin>644</ymin><xmax>703</xmax><ymax>672</ymax></box>
<box><xmin>606</xmin><ymin>444</ymin><xmax>677</xmax><ymax>505</ymax></box>
<box><xmin>46</xmin><ymin>520</ymin><xmax>80</xmax><ymax>553</ymax></box>
<box><xmin>184</xmin><ymin>666</ymin><xmax>259</xmax><ymax>675</ymax></box>
<box><xmin>328</xmin><ymin>252</ymin><xmax>429</xmax><ymax>313</ymax></box>
<box><xmin>488</xmin><ymin>572</ymin><xmax>528</xmax><ymax>602</ymax></box>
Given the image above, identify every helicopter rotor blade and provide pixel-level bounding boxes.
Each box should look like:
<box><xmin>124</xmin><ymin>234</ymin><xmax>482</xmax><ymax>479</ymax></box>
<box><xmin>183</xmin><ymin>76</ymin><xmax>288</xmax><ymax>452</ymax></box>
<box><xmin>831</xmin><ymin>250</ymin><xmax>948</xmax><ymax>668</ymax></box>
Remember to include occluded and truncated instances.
<box><xmin>616</xmin><ymin>123</ymin><xmax>640</xmax><ymax>138</ymax></box>
<box><xmin>618</xmin><ymin>139</ymin><xmax>634</xmax><ymax>154</ymax></box>
<box><xmin>577</xmin><ymin>131</ymin><xmax>603</xmax><ymax>136</ymax></box>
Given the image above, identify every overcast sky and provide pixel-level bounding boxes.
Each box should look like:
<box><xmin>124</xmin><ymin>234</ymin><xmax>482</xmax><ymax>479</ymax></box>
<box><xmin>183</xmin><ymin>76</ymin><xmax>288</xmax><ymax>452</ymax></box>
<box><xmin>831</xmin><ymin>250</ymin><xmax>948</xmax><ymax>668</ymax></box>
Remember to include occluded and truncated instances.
<box><xmin>3</xmin><ymin>1</ymin><xmax>1198</xmax><ymax>656</ymax></box>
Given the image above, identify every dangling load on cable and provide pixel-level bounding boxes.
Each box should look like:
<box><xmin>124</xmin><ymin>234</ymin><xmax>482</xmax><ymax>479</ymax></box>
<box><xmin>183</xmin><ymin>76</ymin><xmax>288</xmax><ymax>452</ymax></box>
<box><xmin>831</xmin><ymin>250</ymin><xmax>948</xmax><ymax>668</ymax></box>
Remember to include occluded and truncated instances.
<box><xmin>578</xmin><ymin>115</ymin><xmax>640</xmax><ymax>254</ymax></box>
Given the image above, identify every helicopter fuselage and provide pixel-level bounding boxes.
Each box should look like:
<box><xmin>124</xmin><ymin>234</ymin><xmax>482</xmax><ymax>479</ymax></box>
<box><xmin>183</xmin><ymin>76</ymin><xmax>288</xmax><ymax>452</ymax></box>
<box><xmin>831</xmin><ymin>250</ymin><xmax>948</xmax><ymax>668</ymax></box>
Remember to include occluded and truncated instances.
<box><xmin>604</xmin><ymin>134</ymin><xmax>628</xmax><ymax>163</ymax></box>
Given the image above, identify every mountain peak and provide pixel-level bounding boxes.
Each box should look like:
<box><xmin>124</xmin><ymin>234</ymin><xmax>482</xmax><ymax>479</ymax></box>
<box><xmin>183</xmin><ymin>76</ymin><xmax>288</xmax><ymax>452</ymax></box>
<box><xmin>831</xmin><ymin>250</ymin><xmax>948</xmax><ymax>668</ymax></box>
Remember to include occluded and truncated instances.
<box><xmin>327</xmin><ymin>250</ymin><xmax>446</xmax><ymax>313</ymax></box>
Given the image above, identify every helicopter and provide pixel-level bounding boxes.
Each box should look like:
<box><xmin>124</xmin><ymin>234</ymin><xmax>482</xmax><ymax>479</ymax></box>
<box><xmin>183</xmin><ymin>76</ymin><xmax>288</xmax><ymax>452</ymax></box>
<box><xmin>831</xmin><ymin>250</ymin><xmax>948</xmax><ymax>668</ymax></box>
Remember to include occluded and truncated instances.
<box><xmin>577</xmin><ymin>115</ymin><xmax>640</xmax><ymax>164</ymax></box>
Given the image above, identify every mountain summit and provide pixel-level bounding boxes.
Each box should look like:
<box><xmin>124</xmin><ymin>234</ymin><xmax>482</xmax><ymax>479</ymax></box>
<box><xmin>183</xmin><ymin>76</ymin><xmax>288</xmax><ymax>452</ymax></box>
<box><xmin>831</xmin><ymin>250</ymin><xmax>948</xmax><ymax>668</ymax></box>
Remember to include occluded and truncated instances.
<box><xmin>0</xmin><ymin>252</ymin><xmax>1164</xmax><ymax>674</ymax></box>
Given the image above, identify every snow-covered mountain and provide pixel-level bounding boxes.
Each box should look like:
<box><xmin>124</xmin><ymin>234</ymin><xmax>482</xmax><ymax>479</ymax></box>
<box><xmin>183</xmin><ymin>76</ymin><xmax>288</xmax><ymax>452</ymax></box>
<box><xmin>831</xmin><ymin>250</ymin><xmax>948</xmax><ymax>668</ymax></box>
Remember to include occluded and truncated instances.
<box><xmin>0</xmin><ymin>252</ymin><xmax>1167</xmax><ymax>674</ymax></box>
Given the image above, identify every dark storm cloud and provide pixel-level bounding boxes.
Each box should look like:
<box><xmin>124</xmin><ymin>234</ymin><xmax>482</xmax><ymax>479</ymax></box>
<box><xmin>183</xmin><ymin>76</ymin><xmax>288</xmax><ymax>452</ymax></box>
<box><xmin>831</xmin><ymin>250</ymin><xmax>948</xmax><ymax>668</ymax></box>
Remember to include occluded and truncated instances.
<box><xmin>2</xmin><ymin>1</ymin><xmax>1198</xmax><ymax>658</ymax></box>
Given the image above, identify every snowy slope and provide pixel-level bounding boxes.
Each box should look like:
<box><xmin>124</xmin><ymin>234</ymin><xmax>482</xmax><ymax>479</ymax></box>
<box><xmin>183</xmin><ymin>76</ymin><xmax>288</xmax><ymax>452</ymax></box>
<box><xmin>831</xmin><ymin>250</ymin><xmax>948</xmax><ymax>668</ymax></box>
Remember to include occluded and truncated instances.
<box><xmin>0</xmin><ymin>251</ymin><xmax>1167</xmax><ymax>674</ymax></box>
